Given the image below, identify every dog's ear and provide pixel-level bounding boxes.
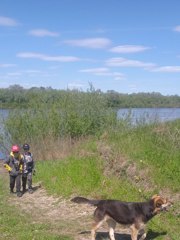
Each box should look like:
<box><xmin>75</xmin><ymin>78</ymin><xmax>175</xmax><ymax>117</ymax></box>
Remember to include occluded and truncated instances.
<box><xmin>155</xmin><ymin>199</ymin><xmax>164</xmax><ymax>207</ymax></box>
<box><xmin>151</xmin><ymin>194</ymin><xmax>160</xmax><ymax>199</ymax></box>
<box><xmin>152</xmin><ymin>195</ymin><xmax>167</xmax><ymax>208</ymax></box>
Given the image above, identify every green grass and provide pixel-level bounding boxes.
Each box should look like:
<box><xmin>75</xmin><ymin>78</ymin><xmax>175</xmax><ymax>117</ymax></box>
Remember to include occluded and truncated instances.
<box><xmin>34</xmin><ymin>154</ymin><xmax>179</xmax><ymax>240</ymax></box>
<box><xmin>34</xmin><ymin>120</ymin><xmax>179</xmax><ymax>239</ymax></box>
<box><xmin>35</xmin><ymin>156</ymin><xmax>141</xmax><ymax>201</ymax></box>
<box><xmin>108</xmin><ymin>120</ymin><xmax>180</xmax><ymax>191</ymax></box>
<box><xmin>0</xmin><ymin>175</ymin><xmax>72</xmax><ymax>240</ymax></box>
<box><xmin>35</xmin><ymin>156</ymin><xmax>102</xmax><ymax>197</ymax></box>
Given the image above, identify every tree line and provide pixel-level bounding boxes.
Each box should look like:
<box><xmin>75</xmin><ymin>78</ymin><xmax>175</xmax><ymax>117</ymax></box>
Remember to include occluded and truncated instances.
<box><xmin>0</xmin><ymin>84</ymin><xmax>179</xmax><ymax>108</ymax></box>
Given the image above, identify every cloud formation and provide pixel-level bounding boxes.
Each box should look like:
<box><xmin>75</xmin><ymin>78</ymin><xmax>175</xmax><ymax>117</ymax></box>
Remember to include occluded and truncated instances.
<box><xmin>79</xmin><ymin>67</ymin><xmax>125</xmax><ymax>79</ymax></box>
<box><xmin>173</xmin><ymin>25</ymin><xmax>180</xmax><ymax>32</ymax></box>
<box><xmin>80</xmin><ymin>68</ymin><xmax>109</xmax><ymax>74</ymax></box>
<box><xmin>17</xmin><ymin>52</ymin><xmax>80</xmax><ymax>62</ymax></box>
<box><xmin>151</xmin><ymin>66</ymin><xmax>180</xmax><ymax>72</ymax></box>
<box><xmin>106</xmin><ymin>57</ymin><xmax>156</xmax><ymax>69</ymax></box>
<box><xmin>28</xmin><ymin>29</ymin><xmax>59</xmax><ymax>37</ymax></box>
<box><xmin>0</xmin><ymin>16</ymin><xmax>19</xmax><ymax>26</ymax></box>
<box><xmin>109</xmin><ymin>45</ymin><xmax>151</xmax><ymax>53</ymax></box>
<box><xmin>64</xmin><ymin>38</ymin><xmax>111</xmax><ymax>48</ymax></box>
<box><xmin>0</xmin><ymin>64</ymin><xmax>16</xmax><ymax>68</ymax></box>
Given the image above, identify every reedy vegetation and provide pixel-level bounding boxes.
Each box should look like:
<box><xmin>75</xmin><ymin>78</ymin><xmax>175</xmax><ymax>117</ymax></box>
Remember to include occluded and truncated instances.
<box><xmin>5</xmin><ymin>86</ymin><xmax>116</xmax><ymax>142</ymax></box>
<box><xmin>2</xmin><ymin>88</ymin><xmax>180</xmax><ymax>239</ymax></box>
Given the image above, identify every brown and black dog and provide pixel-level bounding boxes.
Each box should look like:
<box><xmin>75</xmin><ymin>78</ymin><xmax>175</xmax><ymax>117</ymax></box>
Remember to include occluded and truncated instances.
<box><xmin>71</xmin><ymin>195</ymin><xmax>172</xmax><ymax>240</ymax></box>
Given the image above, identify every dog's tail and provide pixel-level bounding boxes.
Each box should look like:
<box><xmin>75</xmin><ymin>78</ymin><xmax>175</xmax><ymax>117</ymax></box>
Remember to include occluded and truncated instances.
<box><xmin>71</xmin><ymin>196</ymin><xmax>101</xmax><ymax>206</ymax></box>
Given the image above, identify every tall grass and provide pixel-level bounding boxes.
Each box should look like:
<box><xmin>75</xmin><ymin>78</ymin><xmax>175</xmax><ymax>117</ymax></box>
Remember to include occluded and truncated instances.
<box><xmin>5</xmin><ymin>89</ymin><xmax>116</xmax><ymax>144</ymax></box>
<box><xmin>35</xmin><ymin>155</ymin><xmax>141</xmax><ymax>201</ymax></box>
<box><xmin>108</xmin><ymin>119</ymin><xmax>180</xmax><ymax>191</ymax></box>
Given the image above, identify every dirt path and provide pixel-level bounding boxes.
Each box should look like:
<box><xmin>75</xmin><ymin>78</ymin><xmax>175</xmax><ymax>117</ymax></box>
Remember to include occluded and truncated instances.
<box><xmin>0</xmin><ymin>161</ymin><xmax>131</xmax><ymax>240</ymax></box>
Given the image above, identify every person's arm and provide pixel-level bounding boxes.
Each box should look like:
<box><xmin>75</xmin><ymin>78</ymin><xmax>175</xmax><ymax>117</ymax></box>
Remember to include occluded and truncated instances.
<box><xmin>19</xmin><ymin>155</ymin><xmax>24</xmax><ymax>172</ymax></box>
<box><xmin>4</xmin><ymin>157</ymin><xmax>12</xmax><ymax>172</ymax></box>
<box><xmin>31</xmin><ymin>153</ymin><xmax>36</xmax><ymax>174</ymax></box>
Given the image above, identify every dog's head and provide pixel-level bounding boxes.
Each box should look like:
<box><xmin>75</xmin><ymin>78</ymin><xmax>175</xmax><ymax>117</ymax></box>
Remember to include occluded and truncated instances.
<box><xmin>151</xmin><ymin>194</ymin><xmax>173</xmax><ymax>214</ymax></box>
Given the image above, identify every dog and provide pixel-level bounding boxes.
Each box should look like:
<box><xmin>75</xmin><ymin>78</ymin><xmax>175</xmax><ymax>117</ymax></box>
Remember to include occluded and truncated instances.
<box><xmin>71</xmin><ymin>195</ymin><xmax>172</xmax><ymax>240</ymax></box>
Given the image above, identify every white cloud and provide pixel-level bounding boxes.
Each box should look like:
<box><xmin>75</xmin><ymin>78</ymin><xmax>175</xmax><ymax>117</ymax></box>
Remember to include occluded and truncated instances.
<box><xmin>79</xmin><ymin>68</ymin><xmax>109</xmax><ymax>73</ymax></box>
<box><xmin>173</xmin><ymin>25</ymin><xmax>180</xmax><ymax>32</ymax></box>
<box><xmin>7</xmin><ymin>72</ymin><xmax>22</xmax><ymax>76</ymax></box>
<box><xmin>23</xmin><ymin>70</ymin><xmax>42</xmax><ymax>74</ymax></box>
<box><xmin>17</xmin><ymin>52</ymin><xmax>80</xmax><ymax>62</ymax></box>
<box><xmin>79</xmin><ymin>67</ymin><xmax>125</xmax><ymax>79</ymax></box>
<box><xmin>151</xmin><ymin>66</ymin><xmax>180</xmax><ymax>72</ymax></box>
<box><xmin>109</xmin><ymin>45</ymin><xmax>151</xmax><ymax>53</ymax></box>
<box><xmin>64</xmin><ymin>38</ymin><xmax>111</xmax><ymax>48</ymax></box>
<box><xmin>28</xmin><ymin>29</ymin><xmax>59</xmax><ymax>37</ymax></box>
<box><xmin>0</xmin><ymin>63</ymin><xmax>16</xmax><ymax>68</ymax></box>
<box><xmin>0</xmin><ymin>16</ymin><xmax>19</xmax><ymax>26</ymax></box>
<box><xmin>113</xmin><ymin>72</ymin><xmax>125</xmax><ymax>78</ymax></box>
<box><xmin>106</xmin><ymin>57</ymin><xmax>156</xmax><ymax>69</ymax></box>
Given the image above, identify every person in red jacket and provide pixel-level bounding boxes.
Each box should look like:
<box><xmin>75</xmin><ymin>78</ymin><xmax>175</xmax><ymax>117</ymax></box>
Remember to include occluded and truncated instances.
<box><xmin>4</xmin><ymin>145</ymin><xmax>23</xmax><ymax>197</ymax></box>
<box><xmin>22</xmin><ymin>143</ymin><xmax>35</xmax><ymax>194</ymax></box>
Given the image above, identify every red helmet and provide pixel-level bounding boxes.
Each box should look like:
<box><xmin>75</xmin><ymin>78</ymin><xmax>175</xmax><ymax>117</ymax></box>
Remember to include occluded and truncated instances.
<box><xmin>11</xmin><ymin>145</ymin><xmax>20</xmax><ymax>153</ymax></box>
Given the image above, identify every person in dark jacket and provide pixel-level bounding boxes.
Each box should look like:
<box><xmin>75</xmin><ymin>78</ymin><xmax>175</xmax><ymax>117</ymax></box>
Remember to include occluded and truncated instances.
<box><xmin>22</xmin><ymin>143</ymin><xmax>35</xmax><ymax>194</ymax></box>
<box><xmin>4</xmin><ymin>145</ymin><xmax>23</xmax><ymax>197</ymax></box>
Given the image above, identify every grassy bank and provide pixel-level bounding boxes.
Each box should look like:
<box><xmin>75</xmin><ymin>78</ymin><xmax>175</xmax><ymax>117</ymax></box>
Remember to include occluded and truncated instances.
<box><xmin>33</xmin><ymin>120</ymin><xmax>179</xmax><ymax>240</ymax></box>
<box><xmin>35</xmin><ymin>156</ymin><xmax>140</xmax><ymax>200</ymax></box>
<box><xmin>34</xmin><ymin>155</ymin><xmax>179</xmax><ymax>239</ymax></box>
<box><xmin>108</xmin><ymin>119</ymin><xmax>180</xmax><ymax>192</ymax></box>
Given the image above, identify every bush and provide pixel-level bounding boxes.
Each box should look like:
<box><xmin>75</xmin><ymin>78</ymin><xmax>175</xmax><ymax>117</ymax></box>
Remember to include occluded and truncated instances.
<box><xmin>5</xmin><ymin>89</ymin><xmax>116</xmax><ymax>143</ymax></box>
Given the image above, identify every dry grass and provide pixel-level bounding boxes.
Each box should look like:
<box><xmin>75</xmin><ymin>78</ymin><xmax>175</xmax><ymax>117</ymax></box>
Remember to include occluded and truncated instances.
<box><xmin>30</xmin><ymin>136</ymin><xmax>84</xmax><ymax>161</ymax></box>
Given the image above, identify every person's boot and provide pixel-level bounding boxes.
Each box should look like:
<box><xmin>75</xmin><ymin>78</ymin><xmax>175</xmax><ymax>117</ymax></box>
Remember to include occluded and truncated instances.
<box><xmin>10</xmin><ymin>189</ymin><xmax>14</xmax><ymax>194</ymax></box>
<box><xmin>22</xmin><ymin>187</ymin><xmax>26</xmax><ymax>193</ymax></box>
<box><xmin>17</xmin><ymin>192</ymin><xmax>22</xmax><ymax>197</ymax></box>
<box><xmin>28</xmin><ymin>188</ymin><xmax>34</xmax><ymax>194</ymax></box>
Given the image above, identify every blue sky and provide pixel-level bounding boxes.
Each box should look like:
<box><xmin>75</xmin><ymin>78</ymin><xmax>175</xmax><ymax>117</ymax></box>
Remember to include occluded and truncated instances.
<box><xmin>0</xmin><ymin>0</ymin><xmax>180</xmax><ymax>95</ymax></box>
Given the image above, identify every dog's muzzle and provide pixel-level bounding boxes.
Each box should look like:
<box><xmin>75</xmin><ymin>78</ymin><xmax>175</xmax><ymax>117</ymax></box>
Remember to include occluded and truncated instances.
<box><xmin>160</xmin><ymin>201</ymin><xmax>173</xmax><ymax>212</ymax></box>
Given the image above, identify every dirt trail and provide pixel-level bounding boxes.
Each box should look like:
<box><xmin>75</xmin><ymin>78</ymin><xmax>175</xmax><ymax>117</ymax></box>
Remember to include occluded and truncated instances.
<box><xmin>0</xmin><ymin>161</ymin><xmax>131</xmax><ymax>240</ymax></box>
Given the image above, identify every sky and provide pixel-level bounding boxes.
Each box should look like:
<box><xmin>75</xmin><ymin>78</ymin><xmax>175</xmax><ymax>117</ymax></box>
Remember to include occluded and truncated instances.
<box><xmin>0</xmin><ymin>0</ymin><xmax>180</xmax><ymax>95</ymax></box>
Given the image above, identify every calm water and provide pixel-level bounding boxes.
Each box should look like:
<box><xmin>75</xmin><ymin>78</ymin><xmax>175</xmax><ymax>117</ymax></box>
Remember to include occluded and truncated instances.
<box><xmin>117</xmin><ymin>108</ymin><xmax>180</xmax><ymax>125</ymax></box>
<box><xmin>0</xmin><ymin>109</ymin><xmax>9</xmax><ymax>119</ymax></box>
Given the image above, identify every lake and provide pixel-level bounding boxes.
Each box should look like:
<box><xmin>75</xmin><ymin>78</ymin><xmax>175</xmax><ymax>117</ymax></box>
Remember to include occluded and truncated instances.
<box><xmin>117</xmin><ymin>108</ymin><xmax>180</xmax><ymax>125</ymax></box>
<box><xmin>0</xmin><ymin>109</ymin><xmax>9</xmax><ymax>119</ymax></box>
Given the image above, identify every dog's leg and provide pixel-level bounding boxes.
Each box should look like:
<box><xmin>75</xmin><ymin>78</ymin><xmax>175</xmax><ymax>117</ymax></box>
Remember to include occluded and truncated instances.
<box><xmin>107</xmin><ymin>218</ymin><xmax>116</xmax><ymax>240</ymax></box>
<box><xmin>130</xmin><ymin>224</ymin><xmax>139</xmax><ymax>240</ymax></box>
<box><xmin>139</xmin><ymin>229</ymin><xmax>146</xmax><ymax>240</ymax></box>
<box><xmin>91</xmin><ymin>220</ymin><xmax>104</xmax><ymax>240</ymax></box>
